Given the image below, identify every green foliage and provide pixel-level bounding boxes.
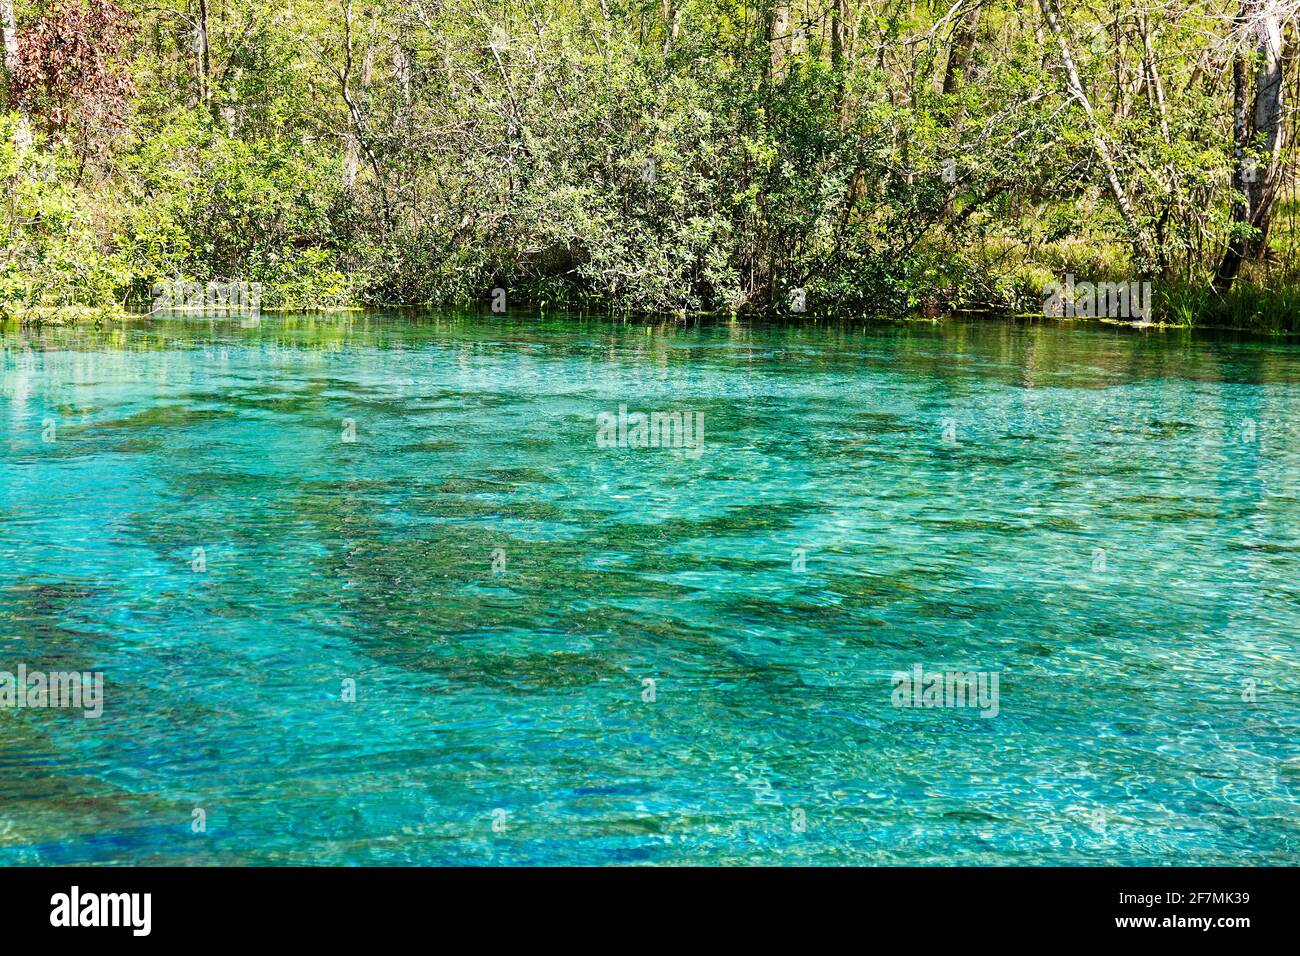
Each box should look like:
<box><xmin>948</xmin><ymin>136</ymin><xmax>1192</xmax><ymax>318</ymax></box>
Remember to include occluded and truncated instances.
<box><xmin>0</xmin><ymin>114</ymin><xmax>130</xmax><ymax>311</ymax></box>
<box><xmin>1</xmin><ymin>0</ymin><xmax>1298</xmax><ymax>329</ymax></box>
<box><xmin>115</xmin><ymin>108</ymin><xmax>347</xmax><ymax>304</ymax></box>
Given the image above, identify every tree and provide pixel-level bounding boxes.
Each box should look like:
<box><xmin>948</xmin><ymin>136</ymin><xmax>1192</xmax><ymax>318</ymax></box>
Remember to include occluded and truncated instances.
<box><xmin>1</xmin><ymin>0</ymin><xmax>18</xmax><ymax>103</ymax></box>
<box><xmin>11</xmin><ymin>0</ymin><xmax>136</xmax><ymax>168</ymax></box>
<box><xmin>1215</xmin><ymin>0</ymin><xmax>1291</xmax><ymax>289</ymax></box>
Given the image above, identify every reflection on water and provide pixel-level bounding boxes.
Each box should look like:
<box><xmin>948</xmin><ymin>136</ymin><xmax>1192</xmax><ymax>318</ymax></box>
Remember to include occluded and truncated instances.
<box><xmin>1</xmin><ymin>312</ymin><xmax>1298</xmax><ymax>864</ymax></box>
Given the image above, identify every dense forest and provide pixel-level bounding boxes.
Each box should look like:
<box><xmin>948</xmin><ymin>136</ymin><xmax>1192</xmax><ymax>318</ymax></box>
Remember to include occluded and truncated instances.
<box><xmin>0</xmin><ymin>0</ymin><xmax>1297</xmax><ymax>326</ymax></box>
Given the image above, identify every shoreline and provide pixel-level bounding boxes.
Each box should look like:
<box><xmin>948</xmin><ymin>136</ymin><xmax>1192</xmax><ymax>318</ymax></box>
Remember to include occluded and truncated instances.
<box><xmin>7</xmin><ymin>305</ymin><xmax>1299</xmax><ymax>340</ymax></box>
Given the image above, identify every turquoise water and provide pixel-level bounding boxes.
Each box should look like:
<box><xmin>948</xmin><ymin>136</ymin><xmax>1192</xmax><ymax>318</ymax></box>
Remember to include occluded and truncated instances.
<box><xmin>1</xmin><ymin>312</ymin><xmax>1297</xmax><ymax>865</ymax></box>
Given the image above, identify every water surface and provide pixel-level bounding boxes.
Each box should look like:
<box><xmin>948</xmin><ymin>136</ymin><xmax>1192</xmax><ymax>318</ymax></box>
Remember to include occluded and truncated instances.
<box><xmin>1</xmin><ymin>312</ymin><xmax>1297</xmax><ymax>864</ymax></box>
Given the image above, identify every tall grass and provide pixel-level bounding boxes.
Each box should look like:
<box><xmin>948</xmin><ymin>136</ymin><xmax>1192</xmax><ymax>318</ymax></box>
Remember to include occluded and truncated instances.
<box><xmin>1156</xmin><ymin>281</ymin><xmax>1300</xmax><ymax>333</ymax></box>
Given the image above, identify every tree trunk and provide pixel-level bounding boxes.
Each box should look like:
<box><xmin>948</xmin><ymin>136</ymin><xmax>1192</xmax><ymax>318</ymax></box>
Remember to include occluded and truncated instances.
<box><xmin>343</xmin><ymin>42</ymin><xmax>374</xmax><ymax>190</ymax></box>
<box><xmin>1037</xmin><ymin>0</ymin><xmax>1153</xmax><ymax>266</ymax></box>
<box><xmin>831</xmin><ymin>0</ymin><xmax>844</xmax><ymax>67</ymax></box>
<box><xmin>1136</xmin><ymin>12</ymin><xmax>1169</xmax><ymax>143</ymax></box>
<box><xmin>942</xmin><ymin>5</ymin><xmax>981</xmax><ymax>95</ymax></box>
<box><xmin>1214</xmin><ymin>45</ymin><xmax>1253</xmax><ymax>287</ymax></box>
<box><xmin>660</xmin><ymin>0</ymin><xmax>680</xmax><ymax>44</ymax></box>
<box><xmin>1246</xmin><ymin>9</ymin><xmax>1285</xmax><ymax>254</ymax></box>
<box><xmin>2</xmin><ymin>0</ymin><xmax>20</xmax><ymax>99</ymax></box>
<box><xmin>770</xmin><ymin>0</ymin><xmax>790</xmax><ymax>83</ymax></box>
<box><xmin>1214</xmin><ymin>3</ymin><xmax>1287</xmax><ymax>290</ymax></box>
<box><xmin>831</xmin><ymin>0</ymin><xmax>850</xmax><ymax>114</ymax></box>
<box><xmin>393</xmin><ymin>44</ymin><xmax>412</xmax><ymax>112</ymax></box>
<box><xmin>197</xmin><ymin>0</ymin><xmax>211</xmax><ymax>113</ymax></box>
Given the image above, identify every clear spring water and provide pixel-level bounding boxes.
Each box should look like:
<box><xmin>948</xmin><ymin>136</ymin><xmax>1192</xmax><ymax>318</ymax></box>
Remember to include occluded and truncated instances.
<box><xmin>1</xmin><ymin>312</ymin><xmax>1297</xmax><ymax>865</ymax></box>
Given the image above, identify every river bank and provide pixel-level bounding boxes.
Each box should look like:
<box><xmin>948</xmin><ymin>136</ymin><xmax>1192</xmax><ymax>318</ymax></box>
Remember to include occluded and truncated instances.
<box><xmin>7</xmin><ymin>290</ymin><xmax>1299</xmax><ymax>338</ymax></box>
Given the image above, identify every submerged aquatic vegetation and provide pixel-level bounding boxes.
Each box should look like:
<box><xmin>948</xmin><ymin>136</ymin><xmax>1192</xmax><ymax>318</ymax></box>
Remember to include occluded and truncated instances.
<box><xmin>1</xmin><ymin>312</ymin><xmax>1297</xmax><ymax>864</ymax></box>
